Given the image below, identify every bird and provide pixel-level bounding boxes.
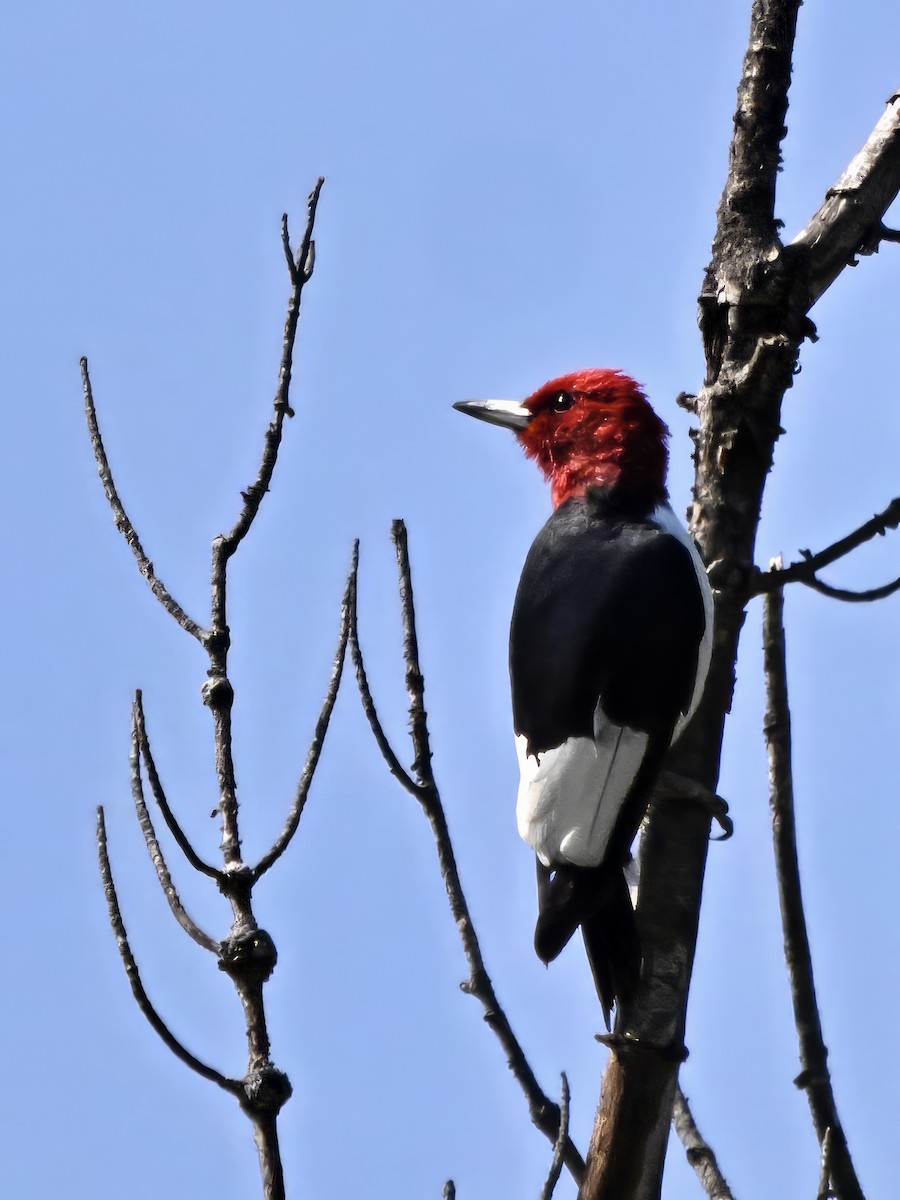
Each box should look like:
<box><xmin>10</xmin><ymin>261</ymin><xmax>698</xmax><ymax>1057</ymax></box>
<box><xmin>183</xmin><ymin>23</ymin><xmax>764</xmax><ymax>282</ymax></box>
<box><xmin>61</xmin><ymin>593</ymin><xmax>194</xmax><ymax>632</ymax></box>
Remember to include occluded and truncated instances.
<box><xmin>454</xmin><ymin>369</ymin><xmax>712</xmax><ymax>1026</ymax></box>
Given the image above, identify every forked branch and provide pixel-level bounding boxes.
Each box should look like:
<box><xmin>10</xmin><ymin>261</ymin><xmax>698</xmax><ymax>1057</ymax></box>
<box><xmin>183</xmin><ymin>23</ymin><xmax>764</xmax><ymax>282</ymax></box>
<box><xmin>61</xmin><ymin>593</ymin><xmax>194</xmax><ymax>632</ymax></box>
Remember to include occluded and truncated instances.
<box><xmin>134</xmin><ymin>691</ymin><xmax>222</xmax><ymax>882</ymax></box>
<box><xmin>97</xmin><ymin>806</ymin><xmax>241</xmax><ymax>1097</ymax></box>
<box><xmin>81</xmin><ymin>358</ymin><xmax>205</xmax><ymax>643</ymax></box>
<box><xmin>208</xmin><ymin>177</ymin><xmax>325</xmax><ymax>872</ymax></box>
<box><xmin>762</xmin><ymin>586</ymin><xmax>864</xmax><ymax>1200</ymax></box>
<box><xmin>253</xmin><ymin>545</ymin><xmax>356</xmax><ymax>880</ymax></box>
<box><xmin>792</xmin><ymin>89</ymin><xmax>900</xmax><ymax>304</ymax></box>
<box><xmin>582</xmin><ymin>4</ymin><xmax>899</xmax><ymax>1198</ymax></box>
<box><xmin>93</xmin><ymin>181</ymin><xmax>329</xmax><ymax>1200</ymax></box>
<box><xmin>213</xmin><ymin>177</ymin><xmax>324</xmax><ymax>583</ymax></box>
<box><xmin>351</xmin><ymin>522</ymin><xmax>585</xmax><ymax>1185</ymax></box>
<box><xmin>752</xmin><ymin>497</ymin><xmax>900</xmax><ymax>598</ymax></box>
<box><xmin>539</xmin><ymin>1074</ymin><xmax>571</xmax><ymax>1200</ymax></box>
<box><xmin>130</xmin><ymin>705</ymin><xmax>220</xmax><ymax>953</ymax></box>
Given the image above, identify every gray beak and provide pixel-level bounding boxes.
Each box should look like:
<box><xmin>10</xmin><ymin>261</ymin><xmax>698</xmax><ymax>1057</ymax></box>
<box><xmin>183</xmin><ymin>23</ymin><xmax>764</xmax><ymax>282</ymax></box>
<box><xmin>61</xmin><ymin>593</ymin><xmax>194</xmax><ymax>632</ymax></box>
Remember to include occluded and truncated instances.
<box><xmin>453</xmin><ymin>399</ymin><xmax>532</xmax><ymax>431</ymax></box>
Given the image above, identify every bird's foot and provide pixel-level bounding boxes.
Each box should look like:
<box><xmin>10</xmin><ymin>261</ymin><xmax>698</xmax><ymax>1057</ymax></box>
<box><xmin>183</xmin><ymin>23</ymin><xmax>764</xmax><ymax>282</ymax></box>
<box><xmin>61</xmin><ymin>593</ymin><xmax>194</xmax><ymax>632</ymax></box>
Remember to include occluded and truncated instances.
<box><xmin>653</xmin><ymin>770</ymin><xmax>733</xmax><ymax>840</ymax></box>
<box><xmin>595</xmin><ymin>1030</ymin><xmax>689</xmax><ymax>1062</ymax></box>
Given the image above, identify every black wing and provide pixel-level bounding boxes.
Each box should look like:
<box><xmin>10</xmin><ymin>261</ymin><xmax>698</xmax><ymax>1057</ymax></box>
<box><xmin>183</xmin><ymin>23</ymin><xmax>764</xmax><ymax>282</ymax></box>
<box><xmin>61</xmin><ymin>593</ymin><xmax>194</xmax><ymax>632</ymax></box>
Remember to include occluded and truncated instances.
<box><xmin>510</xmin><ymin>497</ymin><xmax>706</xmax><ymax>756</ymax></box>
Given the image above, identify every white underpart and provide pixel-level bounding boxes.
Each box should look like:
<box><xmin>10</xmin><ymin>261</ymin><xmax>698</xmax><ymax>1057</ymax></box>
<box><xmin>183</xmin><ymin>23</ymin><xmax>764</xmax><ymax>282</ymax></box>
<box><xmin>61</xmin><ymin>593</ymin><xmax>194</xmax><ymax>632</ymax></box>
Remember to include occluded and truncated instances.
<box><xmin>515</xmin><ymin>501</ymin><xmax>713</xmax><ymax>869</ymax></box>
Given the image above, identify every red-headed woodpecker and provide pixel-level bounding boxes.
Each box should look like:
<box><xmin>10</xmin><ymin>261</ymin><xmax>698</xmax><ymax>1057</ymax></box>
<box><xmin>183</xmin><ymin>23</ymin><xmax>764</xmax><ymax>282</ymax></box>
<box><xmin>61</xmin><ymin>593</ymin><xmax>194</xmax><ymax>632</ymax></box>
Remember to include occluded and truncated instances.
<box><xmin>455</xmin><ymin>369</ymin><xmax>712</xmax><ymax>1025</ymax></box>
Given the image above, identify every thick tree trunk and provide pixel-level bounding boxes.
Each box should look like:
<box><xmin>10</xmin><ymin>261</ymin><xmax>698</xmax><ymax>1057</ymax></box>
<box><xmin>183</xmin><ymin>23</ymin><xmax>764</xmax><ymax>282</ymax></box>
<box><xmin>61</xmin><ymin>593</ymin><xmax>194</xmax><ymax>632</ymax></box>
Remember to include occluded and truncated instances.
<box><xmin>579</xmin><ymin>2</ymin><xmax>900</xmax><ymax>1195</ymax></box>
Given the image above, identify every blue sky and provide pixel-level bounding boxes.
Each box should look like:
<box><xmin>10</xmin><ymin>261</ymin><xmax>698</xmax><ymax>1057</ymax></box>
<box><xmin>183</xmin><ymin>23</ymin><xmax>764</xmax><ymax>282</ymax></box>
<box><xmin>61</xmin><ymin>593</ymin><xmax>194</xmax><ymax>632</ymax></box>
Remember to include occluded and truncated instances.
<box><xmin>3</xmin><ymin>2</ymin><xmax>899</xmax><ymax>1197</ymax></box>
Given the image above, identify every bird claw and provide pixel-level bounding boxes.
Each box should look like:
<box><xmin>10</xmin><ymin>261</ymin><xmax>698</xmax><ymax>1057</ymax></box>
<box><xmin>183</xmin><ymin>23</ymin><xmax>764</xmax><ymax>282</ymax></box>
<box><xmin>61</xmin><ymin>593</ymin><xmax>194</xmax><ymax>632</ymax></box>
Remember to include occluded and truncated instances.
<box><xmin>653</xmin><ymin>770</ymin><xmax>733</xmax><ymax>840</ymax></box>
<box><xmin>594</xmin><ymin>1030</ymin><xmax>689</xmax><ymax>1062</ymax></box>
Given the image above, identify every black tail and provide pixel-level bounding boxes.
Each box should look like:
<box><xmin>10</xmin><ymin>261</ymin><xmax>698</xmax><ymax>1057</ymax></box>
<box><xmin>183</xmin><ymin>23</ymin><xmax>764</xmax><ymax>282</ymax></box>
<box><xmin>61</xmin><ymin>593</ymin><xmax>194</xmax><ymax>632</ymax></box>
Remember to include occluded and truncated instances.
<box><xmin>533</xmin><ymin>859</ymin><xmax>640</xmax><ymax>1028</ymax></box>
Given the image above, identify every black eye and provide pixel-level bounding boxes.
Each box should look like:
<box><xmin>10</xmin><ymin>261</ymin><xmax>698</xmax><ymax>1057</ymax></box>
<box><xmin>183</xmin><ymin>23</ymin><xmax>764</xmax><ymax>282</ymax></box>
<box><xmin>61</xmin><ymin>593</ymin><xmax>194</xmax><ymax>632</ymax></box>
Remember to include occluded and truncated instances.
<box><xmin>551</xmin><ymin>390</ymin><xmax>574</xmax><ymax>412</ymax></box>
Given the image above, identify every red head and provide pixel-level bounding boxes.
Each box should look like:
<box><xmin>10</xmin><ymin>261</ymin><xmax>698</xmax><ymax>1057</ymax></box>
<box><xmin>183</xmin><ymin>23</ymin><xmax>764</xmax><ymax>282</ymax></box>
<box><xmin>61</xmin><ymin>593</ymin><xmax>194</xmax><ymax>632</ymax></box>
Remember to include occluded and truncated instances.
<box><xmin>455</xmin><ymin>368</ymin><xmax>670</xmax><ymax>509</ymax></box>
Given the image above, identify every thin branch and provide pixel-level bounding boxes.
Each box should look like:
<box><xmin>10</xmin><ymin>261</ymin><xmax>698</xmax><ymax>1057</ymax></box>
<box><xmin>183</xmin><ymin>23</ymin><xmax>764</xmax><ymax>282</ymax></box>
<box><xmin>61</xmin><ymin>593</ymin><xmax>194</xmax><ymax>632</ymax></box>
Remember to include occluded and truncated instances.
<box><xmin>81</xmin><ymin>358</ymin><xmax>206</xmax><ymax>643</ymax></box>
<box><xmin>97</xmin><ymin>806</ymin><xmax>242</xmax><ymax>1097</ymax></box>
<box><xmin>130</xmin><ymin>704</ymin><xmax>220</xmax><ymax>953</ymax></box>
<box><xmin>753</xmin><ymin>497</ymin><xmax>900</xmax><ymax>595</ymax></box>
<box><xmin>216</xmin><ymin>177</ymin><xmax>325</xmax><ymax>569</ymax></box>
<box><xmin>762</xmin><ymin>587</ymin><xmax>864</xmax><ymax>1200</ymax></box>
<box><xmin>800</xmin><ymin>572</ymin><xmax>900</xmax><ymax>604</ymax></box>
<box><xmin>207</xmin><ymin>178</ymin><xmax>325</xmax><ymax>870</ymax></box>
<box><xmin>818</xmin><ymin>1128</ymin><xmax>836</xmax><ymax>1200</ymax></box>
<box><xmin>671</xmin><ymin>1085</ymin><xmax>736</xmax><ymax>1200</ymax></box>
<box><xmin>134</xmin><ymin>692</ymin><xmax>222</xmax><ymax>881</ymax></box>
<box><xmin>252</xmin><ymin>549</ymin><xmax>355</xmax><ymax>880</ymax></box>
<box><xmin>281</xmin><ymin>213</ymin><xmax>297</xmax><ymax>284</ymax></box>
<box><xmin>251</xmin><ymin>1112</ymin><xmax>287</xmax><ymax>1200</ymax></box>
<box><xmin>391</xmin><ymin>520</ymin><xmax>435</xmax><ymax>788</ymax></box>
<box><xmin>357</xmin><ymin>521</ymin><xmax>585</xmax><ymax>1185</ymax></box>
<box><xmin>93</xmin><ymin>190</ymin><xmax>327</xmax><ymax>1200</ymax></box>
<box><xmin>792</xmin><ymin>89</ymin><xmax>900</xmax><ymax>305</ymax></box>
<box><xmin>539</xmin><ymin>1074</ymin><xmax>571</xmax><ymax>1200</ymax></box>
<box><xmin>348</xmin><ymin>547</ymin><xmax>420</xmax><ymax>795</ymax></box>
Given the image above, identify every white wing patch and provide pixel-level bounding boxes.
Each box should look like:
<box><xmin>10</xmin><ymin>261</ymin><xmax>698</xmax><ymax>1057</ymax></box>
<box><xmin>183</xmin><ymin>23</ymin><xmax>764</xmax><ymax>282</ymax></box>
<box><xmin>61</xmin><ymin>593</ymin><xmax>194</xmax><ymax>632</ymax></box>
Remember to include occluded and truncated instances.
<box><xmin>516</xmin><ymin>720</ymin><xmax>649</xmax><ymax>868</ymax></box>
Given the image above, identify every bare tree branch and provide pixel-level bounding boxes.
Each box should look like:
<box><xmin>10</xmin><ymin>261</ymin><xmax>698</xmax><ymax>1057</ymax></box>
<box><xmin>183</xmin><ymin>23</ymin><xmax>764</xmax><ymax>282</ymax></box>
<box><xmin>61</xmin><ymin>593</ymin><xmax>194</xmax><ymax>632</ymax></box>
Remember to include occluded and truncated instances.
<box><xmin>801</xmin><ymin>573</ymin><xmax>900</xmax><ymax>603</ymax></box>
<box><xmin>671</xmin><ymin>1085</ymin><xmax>736</xmax><ymax>1200</ymax></box>
<box><xmin>818</xmin><ymin>1128</ymin><xmax>836</xmax><ymax>1200</ymax></box>
<box><xmin>347</xmin><ymin>549</ymin><xmax>420</xmax><ymax>795</ymax></box>
<box><xmin>354</xmin><ymin>521</ymin><xmax>586</xmax><ymax>1185</ymax></box>
<box><xmin>252</xmin><ymin>548</ymin><xmax>355</xmax><ymax>880</ymax></box>
<box><xmin>792</xmin><ymin>89</ymin><xmax>900</xmax><ymax>305</ymax></box>
<box><xmin>130</xmin><ymin>704</ymin><xmax>221</xmax><ymax>953</ymax></box>
<box><xmin>94</xmin><ymin>184</ymin><xmax>326</xmax><ymax>1200</ymax></box>
<box><xmin>539</xmin><ymin>1074</ymin><xmax>571</xmax><ymax>1200</ymax></box>
<box><xmin>702</xmin><ymin>0</ymin><xmax>804</xmax><ymax>352</ymax></box>
<box><xmin>762</xmin><ymin>586</ymin><xmax>864</xmax><ymax>1200</ymax></box>
<box><xmin>752</xmin><ymin>497</ymin><xmax>900</xmax><ymax>595</ymax></box>
<box><xmin>281</xmin><ymin>213</ymin><xmax>297</xmax><ymax>283</ymax></box>
<box><xmin>391</xmin><ymin>521</ymin><xmax>436</xmax><ymax>788</ymax></box>
<box><xmin>207</xmin><ymin>177</ymin><xmax>325</xmax><ymax>869</ymax></box>
<box><xmin>81</xmin><ymin>357</ymin><xmax>206</xmax><ymax>643</ymax></box>
<box><xmin>134</xmin><ymin>691</ymin><xmax>222</xmax><ymax>882</ymax></box>
<box><xmin>578</xmin><ymin>4</ymin><xmax>900</xmax><ymax>1191</ymax></box>
<box><xmin>215</xmin><ymin>178</ymin><xmax>324</xmax><ymax>572</ymax></box>
<box><xmin>98</xmin><ymin>806</ymin><xmax>242</xmax><ymax>1096</ymax></box>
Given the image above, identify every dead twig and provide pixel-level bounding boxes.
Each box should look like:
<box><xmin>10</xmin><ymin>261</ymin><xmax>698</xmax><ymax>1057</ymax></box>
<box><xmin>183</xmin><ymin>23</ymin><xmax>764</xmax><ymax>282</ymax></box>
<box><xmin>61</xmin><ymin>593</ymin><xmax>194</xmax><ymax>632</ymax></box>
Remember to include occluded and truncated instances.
<box><xmin>130</xmin><ymin>704</ymin><xmax>220</xmax><ymax>953</ymax></box>
<box><xmin>538</xmin><ymin>1074</ymin><xmax>571</xmax><ymax>1200</ymax></box>
<box><xmin>214</xmin><ymin>178</ymin><xmax>324</xmax><ymax>572</ymax></box>
<box><xmin>98</xmin><ymin>806</ymin><xmax>241</xmax><ymax>1096</ymax></box>
<box><xmin>348</xmin><ymin>555</ymin><xmax>419</xmax><ymax>794</ymax></box>
<box><xmin>796</xmin><ymin>573</ymin><xmax>900</xmax><ymax>604</ymax></box>
<box><xmin>792</xmin><ymin>90</ymin><xmax>900</xmax><ymax>304</ymax></box>
<box><xmin>763</xmin><ymin>585</ymin><xmax>864</xmax><ymax>1200</ymax></box>
<box><xmin>253</xmin><ymin>546</ymin><xmax>356</xmax><ymax>880</ymax></box>
<box><xmin>134</xmin><ymin>692</ymin><xmax>222</xmax><ymax>881</ymax></box>
<box><xmin>671</xmin><ymin>1085</ymin><xmax>736</xmax><ymax>1200</ymax></box>
<box><xmin>208</xmin><ymin>177</ymin><xmax>325</xmax><ymax>870</ymax></box>
<box><xmin>93</xmin><ymin>181</ymin><xmax>328</xmax><ymax>1200</ymax></box>
<box><xmin>81</xmin><ymin>358</ymin><xmax>205</xmax><ymax>643</ymax></box>
<box><xmin>752</xmin><ymin>497</ymin><xmax>900</xmax><ymax>597</ymax></box>
<box><xmin>351</xmin><ymin>520</ymin><xmax>585</xmax><ymax>1186</ymax></box>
